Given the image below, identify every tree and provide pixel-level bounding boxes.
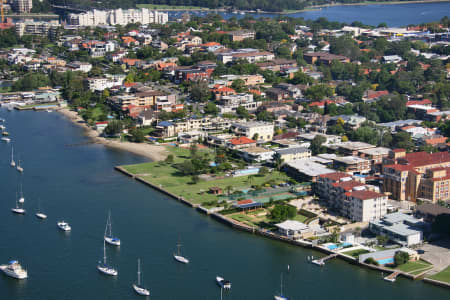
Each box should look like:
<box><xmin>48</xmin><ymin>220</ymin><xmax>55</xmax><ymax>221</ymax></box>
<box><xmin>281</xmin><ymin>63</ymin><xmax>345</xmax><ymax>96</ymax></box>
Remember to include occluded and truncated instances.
<box><xmin>231</xmin><ymin>79</ymin><xmax>246</xmax><ymax>93</ymax></box>
<box><xmin>289</xmin><ymin>71</ymin><xmax>314</xmax><ymax>85</ymax></box>
<box><xmin>391</xmin><ymin>132</ymin><xmax>414</xmax><ymax>151</ymax></box>
<box><xmin>394</xmin><ymin>251</ymin><xmax>410</xmax><ymax>266</ymax></box>
<box><xmin>273</xmin><ymin>153</ymin><xmax>284</xmax><ymax>171</ymax></box>
<box><xmin>310</xmin><ymin>135</ymin><xmax>326</xmax><ymax>155</ymax></box>
<box><xmin>270</xmin><ymin>204</ymin><xmax>297</xmax><ymax>223</ymax></box>
<box><xmin>258</xmin><ymin>166</ymin><xmax>269</xmax><ymax>176</ymax></box>
<box><xmin>129</xmin><ymin>128</ymin><xmax>145</xmax><ymax>143</ymax></box>
<box><xmin>236</xmin><ymin>106</ymin><xmax>250</xmax><ymax>119</ymax></box>
<box><xmin>190</xmin><ymin>82</ymin><xmax>210</xmax><ymax>102</ymax></box>
<box><xmin>104</xmin><ymin>120</ymin><xmax>122</xmax><ymax>136</ymax></box>
<box><xmin>204</xmin><ymin>102</ymin><xmax>219</xmax><ymax>116</ymax></box>
<box><xmin>189</xmin><ymin>142</ymin><xmax>199</xmax><ymax>157</ymax></box>
<box><xmin>164</xmin><ymin>154</ymin><xmax>174</xmax><ymax>164</ymax></box>
<box><xmin>376</xmin><ymin>235</ymin><xmax>389</xmax><ymax>246</ymax></box>
<box><xmin>305</xmin><ymin>84</ymin><xmax>333</xmax><ymax>101</ymax></box>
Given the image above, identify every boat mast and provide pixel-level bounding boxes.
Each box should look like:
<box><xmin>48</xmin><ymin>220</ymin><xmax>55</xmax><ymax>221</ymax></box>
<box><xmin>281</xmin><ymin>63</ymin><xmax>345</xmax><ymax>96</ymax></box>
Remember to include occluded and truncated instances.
<box><xmin>103</xmin><ymin>240</ymin><xmax>107</xmax><ymax>265</ymax></box>
<box><xmin>280</xmin><ymin>273</ymin><xmax>283</xmax><ymax>296</ymax></box>
<box><xmin>137</xmin><ymin>259</ymin><xmax>141</xmax><ymax>286</ymax></box>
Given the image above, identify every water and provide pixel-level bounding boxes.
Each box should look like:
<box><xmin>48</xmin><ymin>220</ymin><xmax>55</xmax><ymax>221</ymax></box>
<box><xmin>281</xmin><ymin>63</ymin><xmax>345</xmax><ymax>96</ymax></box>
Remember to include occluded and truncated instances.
<box><xmin>167</xmin><ymin>2</ymin><xmax>450</xmax><ymax>26</ymax></box>
<box><xmin>0</xmin><ymin>109</ymin><xmax>448</xmax><ymax>299</ymax></box>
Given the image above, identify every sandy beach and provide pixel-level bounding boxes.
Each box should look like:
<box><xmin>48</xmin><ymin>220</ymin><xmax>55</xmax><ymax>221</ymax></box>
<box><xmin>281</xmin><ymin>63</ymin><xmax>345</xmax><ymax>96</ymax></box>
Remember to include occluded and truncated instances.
<box><xmin>57</xmin><ymin>108</ymin><xmax>168</xmax><ymax>161</ymax></box>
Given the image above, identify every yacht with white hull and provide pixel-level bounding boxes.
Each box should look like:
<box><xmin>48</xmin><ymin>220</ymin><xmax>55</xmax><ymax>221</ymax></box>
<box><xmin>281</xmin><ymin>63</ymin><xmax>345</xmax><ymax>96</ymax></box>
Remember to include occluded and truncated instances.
<box><xmin>36</xmin><ymin>200</ymin><xmax>47</xmax><ymax>219</ymax></box>
<box><xmin>104</xmin><ymin>211</ymin><xmax>120</xmax><ymax>246</ymax></box>
<box><xmin>11</xmin><ymin>193</ymin><xmax>25</xmax><ymax>214</ymax></box>
<box><xmin>10</xmin><ymin>146</ymin><xmax>15</xmax><ymax>167</ymax></box>
<box><xmin>57</xmin><ymin>221</ymin><xmax>71</xmax><ymax>231</ymax></box>
<box><xmin>97</xmin><ymin>241</ymin><xmax>118</xmax><ymax>276</ymax></box>
<box><xmin>133</xmin><ymin>259</ymin><xmax>150</xmax><ymax>296</ymax></box>
<box><xmin>173</xmin><ymin>239</ymin><xmax>189</xmax><ymax>264</ymax></box>
<box><xmin>216</xmin><ymin>276</ymin><xmax>231</xmax><ymax>289</ymax></box>
<box><xmin>0</xmin><ymin>260</ymin><xmax>28</xmax><ymax>279</ymax></box>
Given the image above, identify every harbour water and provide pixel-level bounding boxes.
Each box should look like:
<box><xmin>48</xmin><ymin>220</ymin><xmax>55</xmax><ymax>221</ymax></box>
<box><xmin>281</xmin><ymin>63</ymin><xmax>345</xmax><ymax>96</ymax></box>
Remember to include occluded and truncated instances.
<box><xmin>0</xmin><ymin>109</ymin><xmax>448</xmax><ymax>299</ymax></box>
<box><xmin>167</xmin><ymin>2</ymin><xmax>450</xmax><ymax>26</ymax></box>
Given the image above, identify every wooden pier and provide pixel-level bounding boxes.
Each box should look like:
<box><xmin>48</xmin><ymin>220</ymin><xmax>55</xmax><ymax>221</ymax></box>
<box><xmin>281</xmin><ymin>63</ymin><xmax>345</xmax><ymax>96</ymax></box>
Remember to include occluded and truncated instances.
<box><xmin>312</xmin><ymin>253</ymin><xmax>338</xmax><ymax>266</ymax></box>
<box><xmin>384</xmin><ymin>271</ymin><xmax>400</xmax><ymax>282</ymax></box>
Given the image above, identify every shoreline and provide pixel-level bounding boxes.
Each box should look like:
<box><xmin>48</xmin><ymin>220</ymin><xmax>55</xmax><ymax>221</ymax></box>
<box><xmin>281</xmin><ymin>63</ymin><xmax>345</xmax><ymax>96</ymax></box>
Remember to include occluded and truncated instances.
<box><xmin>114</xmin><ymin>166</ymin><xmax>450</xmax><ymax>290</ymax></box>
<box><xmin>57</xmin><ymin>108</ymin><xmax>168</xmax><ymax>162</ymax></box>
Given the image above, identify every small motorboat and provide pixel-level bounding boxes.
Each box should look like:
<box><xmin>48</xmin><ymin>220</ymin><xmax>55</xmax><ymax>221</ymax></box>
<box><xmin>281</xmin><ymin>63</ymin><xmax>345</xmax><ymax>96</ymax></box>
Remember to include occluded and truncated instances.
<box><xmin>57</xmin><ymin>221</ymin><xmax>71</xmax><ymax>231</ymax></box>
<box><xmin>216</xmin><ymin>276</ymin><xmax>231</xmax><ymax>289</ymax></box>
<box><xmin>0</xmin><ymin>260</ymin><xmax>28</xmax><ymax>279</ymax></box>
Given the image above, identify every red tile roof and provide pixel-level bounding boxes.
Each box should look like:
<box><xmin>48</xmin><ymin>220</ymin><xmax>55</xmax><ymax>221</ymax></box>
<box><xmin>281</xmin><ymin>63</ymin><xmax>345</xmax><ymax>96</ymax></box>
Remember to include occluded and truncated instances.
<box><xmin>332</xmin><ymin>180</ymin><xmax>365</xmax><ymax>191</ymax></box>
<box><xmin>406</xmin><ymin>99</ymin><xmax>432</xmax><ymax>106</ymax></box>
<box><xmin>347</xmin><ymin>190</ymin><xmax>385</xmax><ymax>200</ymax></box>
<box><xmin>319</xmin><ymin>172</ymin><xmax>351</xmax><ymax>181</ymax></box>
<box><xmin>230</xmin><ymin>137</ymin><xmax>256</xmax><ymax>145</ymax></box>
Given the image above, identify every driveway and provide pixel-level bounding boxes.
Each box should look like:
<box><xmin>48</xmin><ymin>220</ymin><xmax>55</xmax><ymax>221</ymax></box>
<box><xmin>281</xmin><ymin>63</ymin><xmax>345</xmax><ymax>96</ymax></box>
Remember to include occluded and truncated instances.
<box><xmin>417</xmin><ymin>237</ymin><xmax>450</xmax><ymax>274</ymax></box>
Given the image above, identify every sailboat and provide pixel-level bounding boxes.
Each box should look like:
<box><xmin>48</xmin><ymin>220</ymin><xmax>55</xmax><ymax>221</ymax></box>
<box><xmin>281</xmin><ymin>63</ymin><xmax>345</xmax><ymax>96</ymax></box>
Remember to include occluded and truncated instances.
<box><xmin>97</xmin><ymin>240</ymin><xmax>118</xmax><ymax>276</ymax></box>
<box><xmin>133</xmin><ymin>259</ymin><xmax>150</xmax><ymax>296</ymax></box>
<box><xmin>274</xmin><ymin>273</ymin><xmax>289</xmax><ymax>300</ymax></box>
<box><xmin>36</xmin><ymin>199</ymin><xmax>47</xmax><ymax>219</ymax></box>
<box><xmin>10</xmin><ymin>146</ymin><xmax>15</xmax><ymax>167</ymax></box>
<box><xmin>173</xmin><ymin>238</ymin><xmax>189</xmax><ymax>264</ymax></box>
<box><xmin>11</xmin><ymin>193</ymin><xmax>25</xmax><ymax>214</ymax></box>
<box><xmin>16</xmin><ymin>158</ymin><xmax>23</xmax><ymax>173</ymax></box>
<box><xmin>104</xmin><ymin>211</ymin><xmax>120</xmax><ymax>246</ymax></box>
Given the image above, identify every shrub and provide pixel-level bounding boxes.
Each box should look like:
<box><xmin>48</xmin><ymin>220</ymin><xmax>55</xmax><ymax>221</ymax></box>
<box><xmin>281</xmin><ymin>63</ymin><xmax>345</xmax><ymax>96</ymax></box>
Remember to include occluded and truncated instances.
<box><xmin>394</xmin><ymin>251</ymin><xmax>410</xmax><ymax>266</ymax></box>
<box><xmin>364</xmin><ymin>257</ymin><xmax>379</xmax><ymax>266</ymax></box>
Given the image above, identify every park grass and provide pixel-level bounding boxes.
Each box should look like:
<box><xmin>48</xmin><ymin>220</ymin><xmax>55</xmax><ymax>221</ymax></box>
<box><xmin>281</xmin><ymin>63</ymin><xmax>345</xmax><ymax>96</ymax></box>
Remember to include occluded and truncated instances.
<box><xmin>136</xmin><ymin>4</ymin><xmax>209</xmax><ymax>10</ymax></box>
<box><xmin>121</xmin><ymin>146</ymin><xmax>290</xmax><ymax>205</ymax></box>
<box><xmin>293</xmin><ymin>214</ymin><xmax>309</xmax><ymax>223</ymax></box>
<box><xmin>427</xmin><ymin>266</ymin><xmax>450</xmax><ymax>283</ymax></box>
<box><xmin>387</xmin><ymin>260</ymin><xmax>432</xmax><ymax>274</ymax></box>
<box><xmin>342</xmin><ymin>249</ymin><xmax>370</xmax><ymax>258</ymax></box>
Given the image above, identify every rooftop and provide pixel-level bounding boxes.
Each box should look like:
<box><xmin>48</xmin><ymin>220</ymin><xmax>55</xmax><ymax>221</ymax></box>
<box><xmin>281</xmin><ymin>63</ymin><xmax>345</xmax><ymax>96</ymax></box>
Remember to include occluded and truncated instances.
<box><xmin>333</xmin><ymin>156</ymin><xmax>369</xmax><ymax>165</ymax></box>
<box><xmin>275</xmin><ymin>220</ymin><xmax>309</xmax><ymax>231</ymax></box>
<box><xmin>275</xmin><ymin>147</ymin><xmax>310</xmax><ymax>155</ymax></box>
<box><xmin>347</xmin><ymin>190</ymin><xmax>385</xmax><ymax>200</ymax></box>
<box><xmin>358</xmin><ymin>147</ymin><xmax>391</xmax><ymax>156</ymax></box>
<box><xmin>286</xmin><ymin>159</ymin><xmax>335</xmax><ymax>177</ymax></box>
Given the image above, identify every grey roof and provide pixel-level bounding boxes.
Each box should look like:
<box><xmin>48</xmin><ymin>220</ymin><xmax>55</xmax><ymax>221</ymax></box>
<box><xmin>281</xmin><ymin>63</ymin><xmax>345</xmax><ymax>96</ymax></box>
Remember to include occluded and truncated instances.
<box><xmin>370</xmin><ymin>219</ymin><xmax>422</xmax><ymax>237</ymax></box>
<box><xmin>286</xmin><ymin>159</ymin><xmax>334</xmax><ymax>177</ymax></box>
<box><xmin>378</xmin><ymin>119</ymin><xmax>422</xmax><ymax>128</ymax></box>
<box><xmin>276</xmin><ymin>147</ymin><xmax>310</xmax><ymax>155</ymax></box>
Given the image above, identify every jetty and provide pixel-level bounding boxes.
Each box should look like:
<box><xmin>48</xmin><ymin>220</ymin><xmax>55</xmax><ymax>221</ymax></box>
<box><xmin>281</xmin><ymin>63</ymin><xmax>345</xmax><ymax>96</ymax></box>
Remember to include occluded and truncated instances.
<box><xmin>312</xmin><ymin>253</ymin><xmax>338</xmax><ymax>266</ymax></box>
<box><xmin>384</xmin><ymin>271</ymin><xmax>400</xmax><ymax>282</ymax></box>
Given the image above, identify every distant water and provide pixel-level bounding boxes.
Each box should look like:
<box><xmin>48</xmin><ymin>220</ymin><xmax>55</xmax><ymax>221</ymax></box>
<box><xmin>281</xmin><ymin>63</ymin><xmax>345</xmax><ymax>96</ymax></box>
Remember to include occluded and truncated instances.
<box><xmin>167</xmin><ymin>2</ymin><xmax>450</xmax><ymax>26</ymax></box>
<box><xmin>0</xmin><ymin>108</ymin><xmax>448</xmax><ymax>299</ymax></box>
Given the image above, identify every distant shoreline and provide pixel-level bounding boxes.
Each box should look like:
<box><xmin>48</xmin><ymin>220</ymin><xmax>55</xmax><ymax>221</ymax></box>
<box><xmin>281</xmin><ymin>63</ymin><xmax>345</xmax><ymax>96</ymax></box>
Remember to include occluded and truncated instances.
<box><xmin>57</xmin><ymin>108</ymin><xmax>167</xmax><ymax>162</ymax></box>
<box><xmin>137</xmin><ymin>0</ymin><xmax>450</xmax><ymax>14</ymax></box>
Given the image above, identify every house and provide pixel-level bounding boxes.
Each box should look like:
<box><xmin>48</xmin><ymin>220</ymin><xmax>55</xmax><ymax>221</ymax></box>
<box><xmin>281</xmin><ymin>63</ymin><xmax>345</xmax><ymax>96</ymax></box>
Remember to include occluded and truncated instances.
<box><xmin>382</xmin><ymin>55</ymin><xmax>402</xmax><ymax>63</ymax></box>
<box><xmin>275</xmin><ymin>147</ymin><xmax>311</xmax><ymax>163</ymax></box>
<box><xmin>231</xmin><ymin>121</ymin><xmax>274</xmax><ymax>142</ymax></box>
<box><xmin>227</xmin><ymin>136</ymin><xmax>257</xmax><ymax>149</ymax></box>
<box><xmin>95</xmin><ymin>121</ymin><xmax>109</xmax><ymax>133</ymax></box>
<box><xmin>137</xmin><ymin>109</ymin><xmax>155</xmax><ymax>126</ymax></box>
<box><xmin>362</xmin><ymin>90</ymin><xmax>389</xmax><ymax>103</ymax></box>
<box><xmin>369</xmin><ymin>212</ymin><xmax>424</xmax><ymax>246</ymax></box>
<box><xmin>227</xmin><ymin>30</ymin><xmax>255</xmax><ymax>41</ymax></box>
<box><xmin>275</xmin><ymin>220</ymin><xmax>311</xmax><ymax>238</ymax></box>
<box><xmin>66</xmin><ymin>61</ymin><xmax>92</xmax><ymax>73</ymax></box>
<box><xmin>256</xmin><ymin>59</ymin><xmax>298</xmax><ymax>72</ymax></box>
<box><xmin>239</xmin><ymin>147</ymin><xmax>275</xmax><ymax>162</ymax></box>
<box><xmin>266</xmin><ymin>88</ymin><xmax>290</xmax><ymax>101</ymax></box>
<box><xmin>303</xmin><ymin>52</ymin><xmax>350</xmax><ymax>65</ymax></box>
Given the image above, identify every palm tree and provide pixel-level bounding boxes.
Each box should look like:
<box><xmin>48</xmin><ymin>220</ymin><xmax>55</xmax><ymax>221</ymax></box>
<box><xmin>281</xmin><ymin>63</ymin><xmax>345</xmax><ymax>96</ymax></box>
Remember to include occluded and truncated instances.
<box><xmin>273</xmin><ymin>153</ymin><xmax>284</xmax><ymax>171</ymax></box>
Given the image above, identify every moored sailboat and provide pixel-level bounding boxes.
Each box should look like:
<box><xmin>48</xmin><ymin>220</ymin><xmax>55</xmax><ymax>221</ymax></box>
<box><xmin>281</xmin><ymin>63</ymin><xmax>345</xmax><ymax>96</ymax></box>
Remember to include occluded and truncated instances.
<box><xmin>97</xmin><ymin>240</ymin><xmax>118</xmax><ymax>276</ymax></box>
<box><xmin>10</xmin><ymin>146</ymin><xmax>15</xmax><ymax>167</ymax></box>
<box><xmin>104</xmin><ymin>211</ymin><xmax>120</xmax><ymax>246</ymax></box>
<box><xmin>11</xmin><ymin>192</ymin><xmax>25</xmax><ymax>214</ymax></box>
<box><xmin>133</xmin><ymin>259</ymin><xmax>150</xmax><ymax>296</ymax></box>
<box><xmin>274</xmin><ymin>273</ymin><xmax>289</xmax><ymax>300</ymax></box>
<box><xmin>173</xmin><ymin>238</ymin><xmax>189</xmax><ymax>264</ymax></box>
<box><xmin>36</xmin><ymin>199</ymin><xmax>47</xmax><ymax>219</ymax></box>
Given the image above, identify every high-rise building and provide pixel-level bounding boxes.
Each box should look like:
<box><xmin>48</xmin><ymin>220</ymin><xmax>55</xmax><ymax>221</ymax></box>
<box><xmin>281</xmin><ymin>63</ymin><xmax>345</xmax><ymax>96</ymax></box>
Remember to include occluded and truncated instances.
<box><xmin>69</xmin><ymin>8</ymin><xmax>168</xmax><ymax>27</ymax></box>
<box><xmin>13</xmin><ymin>0</ymin><xmax>32</xmax><ymax>14</ymax></box>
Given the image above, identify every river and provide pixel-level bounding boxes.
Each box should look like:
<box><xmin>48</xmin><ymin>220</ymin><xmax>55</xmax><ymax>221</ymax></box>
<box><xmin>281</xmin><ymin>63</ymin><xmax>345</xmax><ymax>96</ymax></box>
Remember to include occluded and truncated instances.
<box><xmin>166</xmin><ymin>2</ymin><xmax>450</xmax><ymax>26</ymax></box>
<box><xmin>0</xmin><ymin>109</ymin><xmax>447</xmax><ymax>299</ymax></box>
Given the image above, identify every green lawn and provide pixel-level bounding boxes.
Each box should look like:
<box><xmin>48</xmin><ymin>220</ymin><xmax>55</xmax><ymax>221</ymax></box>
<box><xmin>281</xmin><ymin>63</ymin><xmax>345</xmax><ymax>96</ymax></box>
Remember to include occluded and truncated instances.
<box><xmin>428</xmin><ymin>267</ymin><xmax>450</xmax><ymax>283</ymax></box>
<box><xmin>293</xmin><ymin>214</ymin><xmax>309</xmax><ymax>223</ymax></box>
<box><xmin>342</xmin><ymin>249</ymin><xmax>370</xmax><ymax>258</ymax></box>
<box><xmin>121</xmin><ymin>146</ymin><xmax>290</xmax><ymax>205</ymax></box>
<box><xmin>389</xmin><ymin>260</ymin><xmax>432</xmax><ymax>274</ymax></box>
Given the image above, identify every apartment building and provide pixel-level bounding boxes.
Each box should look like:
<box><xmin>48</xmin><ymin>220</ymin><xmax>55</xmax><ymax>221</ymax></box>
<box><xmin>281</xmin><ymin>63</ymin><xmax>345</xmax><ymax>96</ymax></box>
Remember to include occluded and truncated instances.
<box><xmin>13</xmin><ymin>0</ymin><xmax>32</xmax><ymax>13</ymax></box>
<box><xmin>382</xmin><ymin>149</ymin><xmax>450</xmax><ymax>202</ymax></box>
<box><xmin>275</xmin><ymin>147</ymin><xmax>311</xmax><ymax>163</ymax></box>
<box><xmin>156</xmin><ymin>117</ymin><xmax>231</xmax><ymax>137</ymax></box>
<box><xmin>316</xmin><ymin>172</ymin><xmax>387</xmax><ymax>222</ymax></box>
<box><xmin>218</xmin><ymin>93</ymin><xmax>261</xmax><ymax>114</ymax></box>
<box><xmin>217</xmin><ymin>49</ymin><xmax>275</xmax><ymax>64</ymax></box>
<box><xmin>15</xmin><ymin>20</ymin><xmax>60</xmax><ymax>37</ymax></box>
<box><xmin>332</xmin><ymin>156</ymin><xmax>371</xmax><ymax>174</ymax></box>
<box><xmin>358</xmin><ymin>147</ymin><xmax>391</xmax><ymax>173</ymax></box>
<box><xmin>69</xmin><ymin>9</ymin><xmax>168</xmax><ymax>27</ymax></box>
<box><xmin>85</xmin><ymin>74</ymin><xmax>126</xmax><ymax>91</ymax></box>
<box><xmin>227</xmin><ymin>30</ymin><xmax>256</xmax><ymax>41</ymax></box>
<box><xmin>230</xmin><ymin>121</ymin><xmax>274</xmax><ymax>142</ymax></box>
<box><xmin>345</xmin><ymin>190</ymin><xmax>388</xmax><ymax>222</ymax></box>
